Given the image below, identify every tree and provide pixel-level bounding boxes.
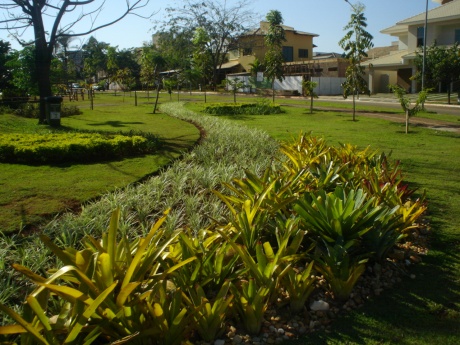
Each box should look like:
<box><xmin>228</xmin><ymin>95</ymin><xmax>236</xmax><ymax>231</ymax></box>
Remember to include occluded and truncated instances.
<box><xmin>0</xmin><ymin>40</ymin><xmax>13</xmax><ymax>93</ymax></box>
<box><xmin>264</xmin><ymin>10</ymin><xmax>286</xmax><ymax>103</ymax></box>
<box><xmin>0</xmin><ymin>0</ymin><xmax>153</xmax><ymax>124</ymax></box>
<box><xmin>413</xmin><ymin>42</ymin><xmax>460</xmax><ymax>104</ymax></box>
<box><xmin>302</xmin><ymin>80</ymin><xmax>318</xmax><ymax>114</ymax></box>
<box><xmin>222</xmin><ymin>77</ymin><xmax>245</xmax><ymax>103</ymax></box>
<box><xmin>192</xmin><ymin>26</ymin><xmax>214</xmax><ymax>102</ymax></box>
<box><xmin>140</xmin><ymin>45</ymin><xmax>165</xmax><ymax>112</ymax></box>
<box><xmin>338</xmin><ymin>1</ymin><xmax>373</xmax><ymax>121</ymax></box>
<box><xmin>161</xmin><ymin>0</ymin><xmax>255</xmax><ymax>89</ymax></box>
<box><xmin>389</xmin><ymin>84</ymin><xmax>428</xmax><ymax>134</ymax></box>
<box><xmin>83</xmin><ymin>37</ymin><xmax>110</xmax><ymax>85</ymax></box>
<box><xmin>5</xmin><ymin>46</ymin><xmax>38</xmax><ymax>96</ymax></box>
<box><xmin>154</xmin><ymin>30</ymin><xmax>194</xmax><ymax>72</ymax></box>
<box><xmin>54</xmin><ymin>33</ymin><xmax>78</xmax><ymax>88</ymax></box>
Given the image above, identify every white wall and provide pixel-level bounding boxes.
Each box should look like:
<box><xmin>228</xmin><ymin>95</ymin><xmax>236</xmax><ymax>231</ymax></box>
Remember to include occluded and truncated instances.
<box><xmin>273</xmin><ymin>76</ymin><xmax>303</xmax><ymax>93</ymax></box>
<box><xmin>226</xmin><ymin>75</ymin><xmax>303</xmax><ymax>93</ymax></box>
<box><xmin>312</xmin><ymin>77</ymin><xmax>347</xmax><ymax>95</ymax></box>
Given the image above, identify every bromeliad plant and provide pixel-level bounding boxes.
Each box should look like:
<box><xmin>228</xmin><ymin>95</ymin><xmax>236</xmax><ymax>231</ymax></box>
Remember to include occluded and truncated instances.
<box><xmin>182</xmin><ymin>281</ymin><xmax>233</xmax><ymax>342</ymax></box>
<box><xmin>0</xmin><ymin>209</ymin><xmax>196</xmax><ymax>344</ymax></box>
<box><xmin>314</xmin><ymin>239</ymin><xmax>368</xmax><ymax>302</ymax></box>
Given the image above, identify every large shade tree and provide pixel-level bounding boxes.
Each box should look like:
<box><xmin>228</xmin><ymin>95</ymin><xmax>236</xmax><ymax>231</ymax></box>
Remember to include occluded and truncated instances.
<box><xmin>413</xmin><ymin>42</ymin><xmax>460</xmax><ymax>104</ymax></box>
<box><xmin>160</xmin><ymin>0</ymin><xmax>255</xmax><ymax>89</ymax></box>
<box><xmin>0</xmin><ymin>0</ymin><xmax>153</xmax><ymax>123</ymax></box>
<box><xmin>338</xmin><ymin>1</ymin><xmax>373</xmax><ymax>121</ymax></box>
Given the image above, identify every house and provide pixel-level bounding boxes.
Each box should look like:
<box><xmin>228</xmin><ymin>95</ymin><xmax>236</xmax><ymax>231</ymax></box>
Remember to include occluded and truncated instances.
<box><xmin>226</xmin><ymin>21</ymin><xmax>318</xmax><ymax>74</ymax></box>
<box><xmin>366</xmin><ymin>0</ymin><xmax>460</xmax><ymax>93</ymax></box>
<box><xmin>224</xmin><ymin>22</ymin><xmax>349</xmax><ymax>95</ymax></box>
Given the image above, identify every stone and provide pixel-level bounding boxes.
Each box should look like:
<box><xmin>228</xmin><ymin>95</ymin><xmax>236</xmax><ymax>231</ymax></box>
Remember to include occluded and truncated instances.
<box><xmin>214</xmin><ymin>340</ymin><xmax>226</xmax><ymax>345</ymax></box>
<box><xmin>233</xmin><ymin>335</ymin><xmax>243</xmax><ymax>344</ymax></box>
<box><xmin>310</xmin><ymin>300</ymin><xmax>330</xmax><ymax>311</ymax></box>
<box><xmin>277</xmin><ymin>328</ymin><xmax>285</xmax><ymax>335</ymax></box>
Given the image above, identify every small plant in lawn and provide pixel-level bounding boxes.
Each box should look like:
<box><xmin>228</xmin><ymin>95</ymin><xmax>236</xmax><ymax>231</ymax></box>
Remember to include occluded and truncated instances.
<box><xmin>389</xmin><ymin>84</ymin><xmax>429</xmax><ymax>134</ymax></box>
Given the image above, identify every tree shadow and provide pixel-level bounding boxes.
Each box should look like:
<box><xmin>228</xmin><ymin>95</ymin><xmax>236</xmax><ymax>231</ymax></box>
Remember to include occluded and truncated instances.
<box><xmin>89</xmin><ymin>120</ymin><xmax>145</xmax><ymax>128</ymax></box>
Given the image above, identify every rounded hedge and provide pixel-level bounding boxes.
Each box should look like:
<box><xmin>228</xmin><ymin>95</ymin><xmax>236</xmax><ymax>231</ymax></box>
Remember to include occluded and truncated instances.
<box><xmin>0</xmin><ymin>131</ymin><xmax>161</xmax><ymax>165</ymax></box>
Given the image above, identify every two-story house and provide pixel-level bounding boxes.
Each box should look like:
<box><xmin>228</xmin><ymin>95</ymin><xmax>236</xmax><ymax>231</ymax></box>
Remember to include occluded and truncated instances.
<box><xmin>366</xmin><ymin>0</ymin><xmax>460</xmax><ymax>94</ymax></box>
<box><xmin>224</xmin><ymin>21</ymin><xmax>318</xmax><ymax>74</ymax></box>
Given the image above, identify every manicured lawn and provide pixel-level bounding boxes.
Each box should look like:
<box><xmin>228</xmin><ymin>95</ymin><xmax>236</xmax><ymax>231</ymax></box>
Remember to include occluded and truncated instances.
<box><xmin>0</xmin><ymin>93</ymin><xmax>200</xmax><ymax>232</ymax></box>
<box><xmin>185</xmin><ymin>100</ymin><xmax>460</xmax><ymax>345</ymax></box>
<box><xmin>1</xmin><ymin>92</ymin><xmax>458</xmax><ymax>343</ymax></box>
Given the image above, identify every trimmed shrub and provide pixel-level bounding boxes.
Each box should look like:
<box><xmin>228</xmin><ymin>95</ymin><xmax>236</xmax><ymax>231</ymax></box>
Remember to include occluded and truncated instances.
<box><xmin>12</xmin><ymin>103</ymin><xmax>82</xmax><ymax>118</ymax></box>
<box><xmin>0</xmin><ymin>131</ymin><xmax>161</xmax><ymax>164</ymax></box>
<box><xmin>204</xmin><ymin>99</ymin><xmax>282</xmax><ymax>116</ymax></box>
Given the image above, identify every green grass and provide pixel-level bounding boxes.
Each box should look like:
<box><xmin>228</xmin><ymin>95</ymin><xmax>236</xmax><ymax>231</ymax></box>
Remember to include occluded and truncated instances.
<box><xmin>0</xmin><ymin>93</ymin><xmax>200</xmax><ymax>232</ymax></box>
<box><xmin>185</xmin><ymin>100</ymin><xmax>460</xmax><ymax>345</ymax></box>
<box><xmin>1</xmin><ymin>92</ymin><xmax>458</xmax><ymax>343</ymax></box>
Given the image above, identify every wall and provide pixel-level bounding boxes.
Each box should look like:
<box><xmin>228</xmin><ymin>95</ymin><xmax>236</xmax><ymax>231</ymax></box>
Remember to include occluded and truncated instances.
<box><xmin>311</xmin><ymin>77</ymin><xmax>347</xmax><ymax>95</ymax></box>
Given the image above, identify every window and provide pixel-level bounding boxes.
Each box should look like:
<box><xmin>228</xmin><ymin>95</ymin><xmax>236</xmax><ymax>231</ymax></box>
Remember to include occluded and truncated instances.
<box><xmin>282</xmin><ymin>46</ymin><xmax>294</xmax><ymax>62</ymax></box>
<box><xmin>455</xmin><ymin>29</ymin><xmax>460</xmax><ymax>43</ymax></box>
<box><xmin>298</xmin><ymin>49</ymin><xmax>309</xmax><ymax>58</ymax></box>
<box><xmin>417</xmin><ymin>27</ymin><xmax>425</xmax><ymax>47</ymax></box>
<box><xmin>243</xmin><ymin>47</ymin><xmax>253</xmax><ymax>56</ymax></box>
<box><xmin>328</xmin><ymin>67</ymin><xmax>338</xmax><ymax>72</ymax></box>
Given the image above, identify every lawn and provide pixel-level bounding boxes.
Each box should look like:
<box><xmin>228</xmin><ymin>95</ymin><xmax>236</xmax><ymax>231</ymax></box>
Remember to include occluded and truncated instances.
<box><xmin>0</xmin><ymin>92</ymin><xmax>200</xmax><ymax>232</ymax></box>
<box><xmin>185</xmin><ymin>99</ymin><xmax>460</xmax><ymax>344</ymax></box>
<box><xmin>1</xmin><ymin>92</ymin><xmax>459</xmax><ymax>344</ymax></box>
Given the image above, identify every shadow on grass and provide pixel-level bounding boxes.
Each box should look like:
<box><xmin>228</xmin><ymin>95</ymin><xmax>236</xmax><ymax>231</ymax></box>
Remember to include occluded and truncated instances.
<box><xmin>89</xmin><ymin>120</ymin><xmax>145</xmax><ymax>128</ymax></box>
<box><xmin>292</xmin><ymin>200</ymin><xmax>460</xmax><ymax>345</ymax></box>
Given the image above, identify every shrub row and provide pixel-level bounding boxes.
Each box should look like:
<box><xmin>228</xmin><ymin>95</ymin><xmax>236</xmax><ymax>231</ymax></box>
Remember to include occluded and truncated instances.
<box><xmin>0</xmin><ymin>134</ymin><xmax>426</xmax><ymax>344</ymax></box>
<box><xmin>11</xmin><ymin>103</ymin><xmax>82</xmax><ymax>118</ymax></box>
<box><xmin>203</xmin><ymin>100</ymin><xmax>282</xmax><ymax>116</ymax></box>
<box><xmin>0</xmin><ymin>131</ymin><xmax>160</xmax><ymax>164</ymax></box>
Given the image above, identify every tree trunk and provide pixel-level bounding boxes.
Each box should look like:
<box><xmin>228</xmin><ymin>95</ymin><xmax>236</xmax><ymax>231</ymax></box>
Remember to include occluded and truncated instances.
<box><xmin>153</xmin><ymin>83</ymin><xmax>161</xmax><ymax>113</ymax></box>
<box><xmin>310</xmin><ymin>95</ymin><xmax>313</xmax><ymax>114</ymax></box>
<box><xmin>32</xmin><ymin>4</ymin><xmax>53</xmax><ymax>124</ymax></box>
<box><xmin>272</xmin><ymin>80</ymin><xmax>275</xmax><ymax>103</ymax></box>
<box><xmin>405</xmin><ymin>109</ymin><xmax>409</xmax><ymax>134</ymax></box>
<box><xmin>352</xmin><ymin>92</ymin><xmax>356</xmax><ymax>121</ymax></box>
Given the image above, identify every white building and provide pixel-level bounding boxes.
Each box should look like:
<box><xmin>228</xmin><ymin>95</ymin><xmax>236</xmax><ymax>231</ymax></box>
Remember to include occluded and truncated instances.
<box><xmin>365</xmin><ymin>0</ymin><xmax>460</xmax><ymax>93</ymax></box>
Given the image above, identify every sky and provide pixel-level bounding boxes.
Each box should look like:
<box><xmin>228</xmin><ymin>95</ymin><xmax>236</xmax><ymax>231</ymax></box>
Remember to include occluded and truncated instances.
<box><xmin>1</xmin><ymin>0</ymin><xmax>442</xmax><ymax>53</ymax></box>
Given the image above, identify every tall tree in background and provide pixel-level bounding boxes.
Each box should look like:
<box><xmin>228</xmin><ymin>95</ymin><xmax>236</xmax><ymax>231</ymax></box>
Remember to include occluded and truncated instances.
<box><xmin>413</xmin><ymin>42</ymin><xmax>460</xmax><ymax>104</ymax></box>
<box><xmin>192</xmin><ymin>26</ymin><xmax>214</xmax><ymax>101</ymax></box>
<box><xmin>0</xmin><ymin>0</ymin><xmax>152</xmax><ymax>123</ymax></box>
<box><xmin>161</xmin><ymin>0</ymin><xmax>254</xmax><ymax>89</ymax></box>
<box><xmin>339</xmin><ymin>1</ymin><xmax>373</xmax><ymax>121</ymax></box>
<box><xmin>0</xmin><ymin>40</ymin><xmax>13</xmax><ymax>94</ymax></box>
<box><xmin>83</xmin><ymin>37</ymin><xmax>110</xmax><ymax>84</ymax></box>
<box><xmin>264</xmin><ymin>10</ymin><xmax>286</xmax><ymax>103</ymax></box>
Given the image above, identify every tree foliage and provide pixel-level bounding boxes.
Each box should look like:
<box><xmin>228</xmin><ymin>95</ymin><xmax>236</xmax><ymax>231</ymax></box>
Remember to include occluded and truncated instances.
<box><xmin>338</xmin><ymin>2</ymin><xmax>373</xmax><ymax>121</ymax></box>
<box><xmin>160</xmin><ymin>0</ymin><xmax>255</xmax><ymax>88</ymax></box>
<box><xmin>83</xmin><ymin>37</ymin><xmax>110</xmax><ymax>84</ymax></box>
<box><xmin>302</xmin><ymin>80</ymin><xmax>318</xmax><ymax>114</ymax></box>
<box><xmin>264</xmin><ymin>10</ymin><xmax>286</xmax><ymax>102</ymax></box>
<box><xmin>0</xmin><ymin>40</ymin><xmax>13</xmax><ymax>93</ymax></box>
<box><xmin>389</xmin><ymin>84</ymin><xmax>429</xmax><ymax>134</ymax></box>
<box><xmin>0</xmin><ymin>0</ymin><xmax>153</xmax><ymax>123</ymax></box>
<box><xmin>413</xmin><ymin>42</ymin><xmax>460</xmax><ymax>104</ymax></box>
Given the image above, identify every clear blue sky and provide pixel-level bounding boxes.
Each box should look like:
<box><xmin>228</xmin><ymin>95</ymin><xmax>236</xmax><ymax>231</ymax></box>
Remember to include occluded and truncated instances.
<box><xmin>2</xmin><ymin>0</ymin><xmax>441</xmax><ymax>53</ymax></box>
